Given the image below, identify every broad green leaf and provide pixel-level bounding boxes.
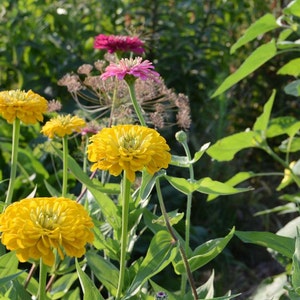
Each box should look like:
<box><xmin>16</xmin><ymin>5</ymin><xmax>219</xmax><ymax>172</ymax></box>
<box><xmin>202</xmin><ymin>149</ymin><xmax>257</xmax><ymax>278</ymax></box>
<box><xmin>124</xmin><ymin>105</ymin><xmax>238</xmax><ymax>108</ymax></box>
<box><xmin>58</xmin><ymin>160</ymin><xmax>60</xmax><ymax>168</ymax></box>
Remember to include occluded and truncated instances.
<box><xmin>284</xmin><ymin>0</ymin><xmax>300</xmax><ymax>17</ymax></box>
<box><xmin>212</xmin><ymin>40</ymin><xmax>277</xmax><ymax>98</ymax></box>
<box><xmin>0</xmin><ymin>270</ymin><xmax>25</xmax><ymax>285</ymax></box>
<box><xmin>253</xmin><ymin>90</ymin><xmax>276</xmax><ymax>131</ymax></box>
<box><xmin>206</xmin><ymin>131</ymin><xmax>262</xmax><ymax>161</ymax></box>
<box><xmin>230</xmin><ymin>14</ymin><xmax>279</xmax><ymax>54</ymax></box>
<box><xmin>292</xmin><ymin>234</ymin><xmax>300</xmax><ymax>294</ymax></box>
<box><xmin>164</xmin><ymin>175</ymin><xmax>252</xmax><ymax>196</ymax></box>
<box><xmin>277</xmin><ymin>58</ymin><xmax>300</xmax><ymax>76</ymax></box>
<box><xmin>267</xmin><ymin>116</ymin><xmax>300</xmax><ymax>138</ymax></box>
<box><xmin>152</xmin><ymin>210</ymin><xmax>184</xmax><ymax>226</ymax></box>
<box><xmin>175</xmin><ymin>227</ymin><xmax>235</xmax><ymax>274</ymax></box>
<box><xmin>284</xmin><ymin>79</ymin><xmax>300</xmax><ymax>97</ymax></box>
<box><xmin>235</xmin><ymin>230</ymin><xmax>295</xmax><ymax>258</ymax></box>
<box><xmin>75</xmin><ymin>259</ymin><xmax>104</xmax><ymax>300</ymax></box>
<box><xmin>52</xmin><ymin>146</ymin><xmax>120</xmax><ymax>228</ymax></box>
<box><xmin>86</xmin><ymin>250</ymin><xmax>119</xmax><ymax>296</ymax></box>
<box><xmin>49</xmin><ymin>273</ymin><xmax>78</xmax><ymax>299</ymax></box>
<box><xmin>207</xmin><ymin>171</ymin><xmax>255</xmax><ymax>201</ymax></box>
<box><xmin>0</xmin><ymin>252</ymin><xmax>19</xmax><ymax>278</ymax></box>
<box><xmin>124</xmin><ymin>230</ymin><xmax>178</xmax><ymax>299</ymax></box>
<box><xmin>139</xmin><ymin>169</ymin><xmax>165</xmax><ymax>201</ymax></box>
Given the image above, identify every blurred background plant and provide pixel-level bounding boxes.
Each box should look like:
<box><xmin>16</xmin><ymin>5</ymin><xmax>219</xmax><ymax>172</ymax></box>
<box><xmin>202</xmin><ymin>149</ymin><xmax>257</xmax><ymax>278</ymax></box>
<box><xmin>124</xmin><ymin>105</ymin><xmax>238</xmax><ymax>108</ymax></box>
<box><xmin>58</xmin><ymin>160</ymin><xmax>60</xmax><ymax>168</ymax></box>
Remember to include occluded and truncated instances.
<box><xmin>0</xmin><ymin>0</ymin><xmax>298</xmax><ymax>298</ymax></box>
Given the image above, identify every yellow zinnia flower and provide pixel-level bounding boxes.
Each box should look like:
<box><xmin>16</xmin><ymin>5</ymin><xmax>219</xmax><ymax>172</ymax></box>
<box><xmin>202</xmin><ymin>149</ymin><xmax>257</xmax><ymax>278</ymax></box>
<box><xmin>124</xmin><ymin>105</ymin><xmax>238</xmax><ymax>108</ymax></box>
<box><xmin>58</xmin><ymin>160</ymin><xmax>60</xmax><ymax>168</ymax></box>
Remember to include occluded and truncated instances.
<box><xmin>41</xmin><ymin>114</ymin><xmax>86</xmax><ymax>138</ymax></box>
<box><xmin>87</xmin><ymin>124</ymin><xmax>171</xmax><ymax>182</ymax></box>
<box><xmin>0</xmin><ymin>197</ymin><xmax>94</xmax><ymax>266</ymax></box>
<box><xmin>0</xmin><ymin>89</ymin><xmax>48</xmax><ymax>124</ymax></box>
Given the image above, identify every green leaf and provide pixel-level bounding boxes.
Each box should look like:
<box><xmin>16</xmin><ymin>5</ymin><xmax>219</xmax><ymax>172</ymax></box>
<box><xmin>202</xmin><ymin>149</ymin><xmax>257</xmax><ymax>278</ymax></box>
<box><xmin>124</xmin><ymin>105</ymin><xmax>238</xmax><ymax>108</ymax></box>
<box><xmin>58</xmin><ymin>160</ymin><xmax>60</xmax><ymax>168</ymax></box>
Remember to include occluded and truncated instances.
<box><xmin>52</xmin><ymin>146</ymin><xmax>120</xmax><ymax>228</ymax></box>
<box><xmin>206</xmin><ymin>131</ymin><xmax>262</xmax><ymax>161</ymax></box>
<box><xmin>170</xmin><ymin>142</ymin><xmax>210</xmax><ymax>168</ymax></box>
<box><xmin>235</xmin><ymin>230</ymin><xmax>295</xmax><ymax>258</ymax></box>
<box><xmin>279</xmin><ymin>137</ymin><xmax>300</xmax><ymax>153</ymax></box>
<box><xmin>0</xmin><ymin>252</ymin><xmax>19</xmax><ymax>279</ymax></box>
<box><xmin>164</xmin><ymin>176</ymin><xmax>252</xmax><ymax>196</ymax></box>
<box><xmin>85</xmin><ymin>250</ymin><xmax>119</xmax><ymax>296</ymax></box>
<box><xmin>253</xmin><ymin>90</ymin><xmax>276</xmax><ymax>131</ymax></box>
<box><xmin>277</xmin><ymin>58</ymin><xmax>300</xmax><ymax>77</ymax></box>
<box><xmin>0</xmin><ymin>270</ymin><xmax>25</xmax><ymax>285</ymax></box>
<box><xmin>230</xmin><ymin>14</ymin><xmax>279</xmax><ymax>54</ymax></box>
<box><xmin>174</xmin><ymin>227</ymin><xmax>235</xmax><ymax>274</ymax></box>
<box><xmin>292</xmin><ymin>234</ymin><xmax>300</xmax><ymax>294</ymax></box>
<box><xmin>284</xmin><ymin>0</ymin><xmax>300</xmax><ymax>17</ymax></box>
<box><xmin>212</xmin><ymin>40</ymin><xmax>277</xmax><ymax>98</ymax></box>
<box><xmin>284</xmin><ymin>79</ymin><xmax>300</xmax><ymax>97</ymax></box>
<box><xmin>75</xmin><ymin>259</ymin><xmax>104</xmax><ymax>300</ymax></box>
<box><xmin>124</xmin><ymin>230</ymin><xmax>178</xmax><ymax>299</ymax></box>
<box><xmin>139</xmin><ymin>169</ymin><xmax>165</xmax><ymax>201</ymax></box>
<box><xmin>48</xmin><ymin>273</ymin><xmax>78</xmax><ymax>299</ymax></box>
<box><xmin>207</xmin><ymin>171</ymin><xmax>255</xmax><ymax>201</ymax></box>
<box><xmin>267</xmin><ymin>116</ymin><xmax>300</xmax><ymax>138</ymax></box>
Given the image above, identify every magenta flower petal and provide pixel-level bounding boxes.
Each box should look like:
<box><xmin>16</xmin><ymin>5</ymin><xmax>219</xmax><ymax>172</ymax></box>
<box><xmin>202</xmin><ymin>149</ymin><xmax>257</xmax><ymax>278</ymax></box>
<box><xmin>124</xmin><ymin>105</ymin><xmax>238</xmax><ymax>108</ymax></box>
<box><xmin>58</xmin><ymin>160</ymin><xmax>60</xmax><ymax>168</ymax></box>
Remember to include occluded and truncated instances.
<box><xmin>94</xmin><ymin>34</ymin><xmax>145</xmax><ymax>54</ymax></box>
<box><xmin>100</xmin><ymin>57</ymin><xmax>160</xmax><ymax>82</ymax></box>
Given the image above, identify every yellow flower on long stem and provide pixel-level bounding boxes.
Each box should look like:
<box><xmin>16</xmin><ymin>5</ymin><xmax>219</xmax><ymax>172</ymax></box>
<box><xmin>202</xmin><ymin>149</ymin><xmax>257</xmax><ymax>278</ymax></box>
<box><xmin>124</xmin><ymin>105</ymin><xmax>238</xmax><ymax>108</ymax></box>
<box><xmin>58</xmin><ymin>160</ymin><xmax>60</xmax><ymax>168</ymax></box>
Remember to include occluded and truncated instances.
<box><xmin>0</xmin><ymin>197</ymin><xmax>94</xmax><ymax>266</ymax></box>
<box><xmin>0</xmin><ymin>90</ymin><xmax>48</xmax><ymax>206</ymax></box>
<box><xmin>87</xmin><ymin>124</ymin><xmax>171</xmax><ymax>182</ymax></box>
<box><xmin>41</xmin><ymin>114</ymin><xmax>86</xmax><ymax>197</ymax></box>
<box><xmin>0</xmin><ymin>89</ymin><xmax>48</xmax><ymax>124</ymax></box>
<box><xmin>41</xmin><ymin>114</ymin><xmax>86</xmax><ymax>138</ymax></box>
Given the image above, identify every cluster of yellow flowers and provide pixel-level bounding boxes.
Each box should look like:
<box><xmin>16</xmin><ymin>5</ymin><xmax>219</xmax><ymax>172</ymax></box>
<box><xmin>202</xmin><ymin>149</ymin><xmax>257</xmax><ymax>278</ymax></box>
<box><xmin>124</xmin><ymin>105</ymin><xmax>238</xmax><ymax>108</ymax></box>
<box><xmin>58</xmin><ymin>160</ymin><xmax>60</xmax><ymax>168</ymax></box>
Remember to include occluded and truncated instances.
<box><xmin>0</xmin><ymin>88</ymin><xmax>171</xmax><ymax>266</ymax></box>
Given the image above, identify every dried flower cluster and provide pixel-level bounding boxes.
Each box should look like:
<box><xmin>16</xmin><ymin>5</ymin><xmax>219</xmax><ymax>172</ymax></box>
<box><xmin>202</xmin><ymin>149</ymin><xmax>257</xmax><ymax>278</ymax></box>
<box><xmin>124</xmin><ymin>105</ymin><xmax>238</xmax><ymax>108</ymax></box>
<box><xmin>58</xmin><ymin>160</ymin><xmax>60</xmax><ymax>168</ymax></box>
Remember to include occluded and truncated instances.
<box><xmin>58</xmin><ymin>56</ymin><xmax>191</xmax><ymax>129</ymax></box>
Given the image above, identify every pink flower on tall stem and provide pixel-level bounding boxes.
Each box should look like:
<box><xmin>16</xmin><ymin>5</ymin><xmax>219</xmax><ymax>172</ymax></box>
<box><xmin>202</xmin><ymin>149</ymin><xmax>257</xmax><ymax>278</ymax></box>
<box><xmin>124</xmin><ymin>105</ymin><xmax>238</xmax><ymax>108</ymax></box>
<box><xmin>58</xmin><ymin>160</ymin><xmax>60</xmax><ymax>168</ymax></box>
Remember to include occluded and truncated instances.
<box><xmin>94</xmin><ymin>34</ymin><xmax>145</xmax><ymax>54</ymax></box>
<box><xmin>100</xmin><ymin>57</ymin><xmax>160</xmax><ymax>82</ymax></box>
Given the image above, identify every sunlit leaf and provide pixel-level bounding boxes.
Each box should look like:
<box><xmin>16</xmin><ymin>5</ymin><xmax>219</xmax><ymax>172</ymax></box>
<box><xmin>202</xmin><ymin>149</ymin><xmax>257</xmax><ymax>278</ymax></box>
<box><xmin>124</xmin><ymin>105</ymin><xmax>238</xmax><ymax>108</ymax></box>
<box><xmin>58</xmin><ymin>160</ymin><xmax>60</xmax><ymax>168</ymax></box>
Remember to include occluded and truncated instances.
<box><xmin>253</xmin><ymin>90</ymin><xmax>276</xmax><ymax>131</ymax></box>
<box><xmin>86</xmin><ymin>250</ymin><xmax>119</xmax><ymax>296</ymax></box>
<box><xmin>174</xmin><ymin>227</ymin><xmax>235</xmax><ymax>274</ymax></box>
<box><xmin>284</xmin><ymin>0</ymin><xmax>300</xmax><ymax>17</ymax></box>
<box><xmin>76</xmin><ymin>259</ymin><xmax>104</xmax><ymax>300</ymax></box>
<box><xmin>164</xmin><ymin>176</ymin><xmax>252</xmax><ymax>196</ymax></box>
<box><xmin>206</xmin><ymin>131</ymin><xmax>261</xmax><ymax>161</ymax></box>
<box><xmin>124</xmin><ymin>230</ymin><xmax>178</xmax><ymax>299</ymax></box>
<box><xmin>230</xmin><ymin>13</ymin><xmax>278</xmax><ymax>54</ymax></box>
<box><xmin>207</xmin><ymin>171</ymin><xmax>255</xmax><ymax>201</ymax></box>
<box><xmin>277</xmin><ymin>58</ymin><xmax>300</xmax><ymax>77</ymax></box>
<box><xmin>212</xmin><ymin>40</ymin><xmax>277</xmax><ymax>98</ymax></box>
<box><xmin>49</xmin><ymin>273</ymin><xmax>78</xmax><ymax>299</ymax></box>
<box><xmin>267</xmin><ymin>116</ymin><xmax>300</xmax><ymax>138</ymax></box>
<box><xmin>235</xmin><ymin>231</ymin><xmax>295</xmax><ymax>258</ymax></box>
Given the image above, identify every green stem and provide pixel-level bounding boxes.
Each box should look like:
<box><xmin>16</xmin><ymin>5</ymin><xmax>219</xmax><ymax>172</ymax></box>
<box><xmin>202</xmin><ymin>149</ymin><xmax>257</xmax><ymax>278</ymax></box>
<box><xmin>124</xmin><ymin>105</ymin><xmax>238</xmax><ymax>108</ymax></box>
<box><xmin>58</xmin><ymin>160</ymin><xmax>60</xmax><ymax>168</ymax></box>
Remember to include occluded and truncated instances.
<box><xmin>38</xmin><ymin>258</ymin><xmax>48</xmax><ymax>300</ymax></box>
<box><xmin>62</xmin><ymin>136</ymin><xmax>68</xmax><ymax>197</ymax></box>
<box><xmin>155</xmin><ymin>178</ymin><xmax>197</xmax><ymax>300</ymax></box>
<box><xmin>126</xmin><ymin>81</ymin><xmax>146</xmax><ymax>126</ymax></box>
<box><xmin>5</xmin><ymin>118</ymin><xmax>21</xmax><ymax>206</ymax></box>
<box><xmin>116</xmin><ymin>171</ymin><xmax>131</xmax><ymax>300</ymax></box>
<box><xmin>181</xmin><ymin>139</ymin><xmax>194</xmax><ymax>296</ymax></box>
<box><xmin>263</xmin><ymin>143</ymin><xmax>300</xmax><ymax>187</ymax></box>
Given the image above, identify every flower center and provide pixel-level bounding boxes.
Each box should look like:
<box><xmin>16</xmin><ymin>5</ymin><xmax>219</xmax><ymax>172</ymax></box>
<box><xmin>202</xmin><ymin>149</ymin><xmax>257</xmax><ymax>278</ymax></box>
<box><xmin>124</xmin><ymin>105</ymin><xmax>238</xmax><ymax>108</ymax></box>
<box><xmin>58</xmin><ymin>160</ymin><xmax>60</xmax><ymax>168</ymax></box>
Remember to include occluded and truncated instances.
<box><xmin>35</xmin><ymin>210</ymin><xmax>60</xmax><ymax>230</ymax></box>
<box><xmin>120</xmin><ymin>134</ymin><xmax>140</xmax><ymax>152</ymax></box>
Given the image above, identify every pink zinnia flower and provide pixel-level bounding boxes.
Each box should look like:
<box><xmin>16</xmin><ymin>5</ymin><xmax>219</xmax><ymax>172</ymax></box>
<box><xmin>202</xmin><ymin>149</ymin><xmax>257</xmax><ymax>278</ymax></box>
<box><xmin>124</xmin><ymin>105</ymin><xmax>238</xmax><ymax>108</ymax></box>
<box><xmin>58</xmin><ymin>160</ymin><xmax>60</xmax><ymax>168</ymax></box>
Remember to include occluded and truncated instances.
<box><xmin>94</xmin><ymin>34</ymin><xmax>145</xmax><ymax>54</ymax></box>
<box><xmin>100</xmin><ymin>57</ymin><xmax>160</xmax><ymax>82</ymax></box>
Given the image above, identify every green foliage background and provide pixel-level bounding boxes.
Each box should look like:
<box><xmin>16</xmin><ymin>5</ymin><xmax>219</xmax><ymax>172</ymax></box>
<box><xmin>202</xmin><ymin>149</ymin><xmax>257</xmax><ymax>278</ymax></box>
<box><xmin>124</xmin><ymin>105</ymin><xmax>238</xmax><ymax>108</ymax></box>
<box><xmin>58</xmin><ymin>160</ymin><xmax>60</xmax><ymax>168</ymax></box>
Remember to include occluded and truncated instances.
<box><xmin>0</xmin><ymin>0</ymin><xmax>295</xmax><ymax>297</ymax></box>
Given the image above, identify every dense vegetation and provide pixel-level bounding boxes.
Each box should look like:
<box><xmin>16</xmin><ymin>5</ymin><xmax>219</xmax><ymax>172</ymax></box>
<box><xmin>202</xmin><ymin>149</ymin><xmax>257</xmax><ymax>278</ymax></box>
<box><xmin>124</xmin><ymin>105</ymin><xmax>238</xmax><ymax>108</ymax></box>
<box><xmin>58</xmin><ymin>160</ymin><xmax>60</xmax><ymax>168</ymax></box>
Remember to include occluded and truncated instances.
<box><xmin>0</xmin><ymin>0</ymin><xmax>300</xmax><ymax>299</ymax></box>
